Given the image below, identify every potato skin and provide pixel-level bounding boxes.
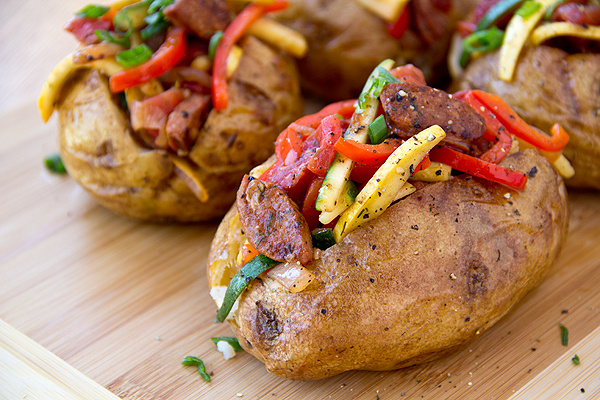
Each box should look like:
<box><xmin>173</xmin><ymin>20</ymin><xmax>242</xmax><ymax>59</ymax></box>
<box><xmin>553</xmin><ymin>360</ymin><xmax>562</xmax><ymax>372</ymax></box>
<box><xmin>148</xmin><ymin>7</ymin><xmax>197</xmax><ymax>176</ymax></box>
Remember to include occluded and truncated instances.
<box><xmin>57</xmin><ymin>37</ymin><xmax>302</xmax><ymax>222</ymax></box>
<box><xmin>208</xmin><ymin>149</ymin><xmax>568</xmax><ymax>380</ymax></box>
<box><xmin>272</xmin><ymin>0</ymin><xmax>478</xmax><ymax>100</ymax></box>
<box><xmin>453</xmin><ymin>46</ymin><xmax>600</xmax><ymax>190</ymax></box>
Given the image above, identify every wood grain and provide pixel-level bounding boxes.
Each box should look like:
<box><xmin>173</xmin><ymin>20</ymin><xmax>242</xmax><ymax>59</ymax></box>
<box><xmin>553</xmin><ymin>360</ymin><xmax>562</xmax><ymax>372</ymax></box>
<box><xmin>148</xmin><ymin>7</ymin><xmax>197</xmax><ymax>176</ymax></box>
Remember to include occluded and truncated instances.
<box><xmin>1</xmin><ymin>100</ymin><xmax>599</xmax><ymax>399</ymax></box>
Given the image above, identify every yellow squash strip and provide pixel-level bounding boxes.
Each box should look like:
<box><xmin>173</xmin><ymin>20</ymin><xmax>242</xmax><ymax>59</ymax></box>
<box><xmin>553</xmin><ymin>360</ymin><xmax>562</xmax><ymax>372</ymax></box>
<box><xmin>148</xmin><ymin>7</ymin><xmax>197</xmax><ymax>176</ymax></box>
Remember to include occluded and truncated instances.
<box><xmin>247</xmin><ymin>17</ymin><xmax>308</xmax><ymax>58</ymax></box>
<box><xmin>38</xmin><ymin>54</ymin><xmax>123</xmax><ymax>122</ymax></box>
<box><xmin>227</xmin><ymin>45</ymin><xmax>244</xmax><ymax>77</ymax></box>
<box><xmin>411</xmin><ymin>161</ymin><xmax>452</xmax><ymax>182</ymax></box>
<box><xmin>551</xmin><ymin>154</ymin><xmax>576</xmax><ymax>179</ymax></box>
<box><xmin>499</xmin><ymin>0</ymin><xmax>556</xmax><ymax>82</ymax></box>
<box><xmin>355</xmin><ymin>0</ymin><xmax>410</xmax><ymax>22</ymax></box>
<box><xmin>333</xmin><ymin>125</ymin><xmax>446</xmax><ymax>242</ymax></box>
<box><xmin>393</xmin><ymin>182</ymin><xmax>416</xmax><ymax>202</ymax></box>
<box><xmin>530</xmin><ymin>22</ymin><xmax>600</xmax><ymax>45</ymax></box>
<box><xmin>168</xmin><ymin>155</ymin><xmax>210</xmax><ymax>202</ymax></box>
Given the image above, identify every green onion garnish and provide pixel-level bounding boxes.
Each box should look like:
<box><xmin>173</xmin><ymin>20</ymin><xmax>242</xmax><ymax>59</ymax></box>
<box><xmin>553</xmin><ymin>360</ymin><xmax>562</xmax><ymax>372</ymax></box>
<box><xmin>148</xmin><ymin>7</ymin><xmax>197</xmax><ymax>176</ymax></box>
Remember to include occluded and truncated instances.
<box><xmin>141</xmin><ymin>20</ymin><xmax>169</xmax><ymax>40</ymax></box>
<box><xmin>208</xmin><ymin>31</ymin><xmax>224</xmax><ymax>60</ymax></box>
<box><xmin>515</xmin><ymin>0</ymin><xmax>541</xmax><ymax>18</ymax></box>
<box><xmin>460</xmin><ymin>26</ymin><xmax>505</xmax><ymax>68</ymax></box>
<box><xmin>368</xmin><ymin>114</ymin><xmax>388</xmax><ymax>144</ymax></box>
<box><xmin>559</xmin><ymin>323</ymin><xmax>569</xmax><ymax>346</ymax></box>
<box><xmin>215</xmin><ymin>254</ymin><xmax>278</xmax><ymax>323</ymax></box>
<box><xmin>476</xmin><ymin>0</ymin><xmax>524</xmax><ymax>31</ymax></box>
<box><xmin>545</xmin><ymin>0</ymin><xmax>564</xmax><ymax>20</ymax></box>
<box><xmin>44</xmin><ymin>154</ymin><xmax>67</xmax><ymax>174</ymax></box>
<box><xmin>116</xmin><ymin>44</ymin><xmax>153</xmax><ymax>67</ymax></box>
<box><xmin>211</xmin><ymin>337</ymin><xmax>243</xmax><ymax>352</ymax></box>
<box><xmin>311</xmin><ymin>228</ymin><xmax>336</xmax><ymax>250</ymax></box>
<box><xmin>182</xmin><ymin>356</ymin><xmax>211</xmax><ymax>382</ymax></box>
<box><xmin>76</xmin><ymin>4</ymin><xmax>110</xmax><ymax>18</ymax></box>
<box><xmin>572</xmin><ymin>354</ymin><xmax>580</xmax><ymax>365</ymax></box>
<box><xmin>148</xmin><ymin>0</ymin><xmax>174</xmax><ymax>13</ymax></box>
<box><xmin>376</xmin><ymin>66</ymin><xmax>401</xmax><ymax>85</ymax></box>
<box><xmin>94</xmin><ymin>29</ymin><xmax>130</xmax><ymax>47</ymax></box>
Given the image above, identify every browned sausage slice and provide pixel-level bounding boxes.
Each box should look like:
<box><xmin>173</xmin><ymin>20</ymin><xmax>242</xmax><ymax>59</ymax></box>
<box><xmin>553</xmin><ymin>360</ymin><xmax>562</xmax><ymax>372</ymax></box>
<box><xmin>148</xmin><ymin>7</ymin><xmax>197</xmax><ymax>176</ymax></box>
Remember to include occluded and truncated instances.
<box><xmin>236</xmin><ymin>175</ymin><xmax>313</xmax><ymax>265</ymax></box>
<box><xmin>381</xmin><ymin>82</ymin><xmax>486</xmax><ymax>152</ymax></box>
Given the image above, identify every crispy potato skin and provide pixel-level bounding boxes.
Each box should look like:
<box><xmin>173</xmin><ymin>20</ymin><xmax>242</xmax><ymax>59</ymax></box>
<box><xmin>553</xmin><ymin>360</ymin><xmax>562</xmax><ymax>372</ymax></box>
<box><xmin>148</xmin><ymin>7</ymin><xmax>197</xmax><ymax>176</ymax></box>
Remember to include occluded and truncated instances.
<box><xmin>272</xmin><ymin>0</ymin><xmax>478</xmax><ymax>100</ymax></box>
<box><xmin>208</xmin><ymin>150</ymin><xmax>568</xmax><ymax>380</ymax></box>
<box><xmin>57</xmin><ymin>37</ymin><xmax>302</xmax><ymax>222</ymax></box>
<box><xmin>453</xmin><ymin>46</ymin><xmax>600</xmax><ymax>190</ymax></box>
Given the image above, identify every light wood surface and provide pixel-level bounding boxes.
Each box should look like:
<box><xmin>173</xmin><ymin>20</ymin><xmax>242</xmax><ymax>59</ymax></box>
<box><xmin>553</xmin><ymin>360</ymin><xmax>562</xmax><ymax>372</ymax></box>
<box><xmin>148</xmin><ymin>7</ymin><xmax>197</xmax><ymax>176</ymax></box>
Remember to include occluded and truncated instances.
<box><xmin>1</xmin><ymin>0</ymin><xmax>600</xmax><ymax>399</ymax></box>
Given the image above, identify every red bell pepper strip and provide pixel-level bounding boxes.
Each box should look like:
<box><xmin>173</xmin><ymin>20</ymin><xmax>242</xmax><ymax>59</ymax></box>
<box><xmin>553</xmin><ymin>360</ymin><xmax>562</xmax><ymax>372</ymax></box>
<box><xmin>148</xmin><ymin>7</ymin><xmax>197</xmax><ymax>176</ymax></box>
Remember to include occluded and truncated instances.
<box><xmin>390</xmin><ymin>65</ymin><xmax>427</xmax><ymax>86</ymax></box>
<box><xmin>462</xmin><ymin>91</ymin><xmax>513</xmax><ymax>164</ymax></box>
<box><xmin>387</xmin><ymin>6</ymin><xmax>410</xmax><ymax>39</ymax></box>
<box><xmin>307</xmin><ymin>115</ymin><xmax>343</xmax><ymax>176</ymax></box>
<box><xmin>334</xmin><ymin>138</ymin><xmax>403</xmax><ymax>165</ymax></box>
<box><xmin>109</xmin><ymin>27</ymin><xmax>186</xmax><ymax>92</ymax></box>
<box><xmin>276</xmin><ymin>125</ymin><xmax>304</xmax><ymax>165</ymax></box>
<box><xmin>429</xmin><ymin>146</ymin><xmax>527</xmax><ymax>190</ymax></box>
<box><xmin>212</xmin><ymin>0</ymin><xmax>289</xmax><ymax>110</ymax></box>
<box><xmin>471</xmin><ymin>90</ymin><xmax>569</xmax><ymax>152</ymax></box>
<box><xmin>294</xmin><ymin>99</ymin><xmax>356</xmax><ymax>129</ymax></box>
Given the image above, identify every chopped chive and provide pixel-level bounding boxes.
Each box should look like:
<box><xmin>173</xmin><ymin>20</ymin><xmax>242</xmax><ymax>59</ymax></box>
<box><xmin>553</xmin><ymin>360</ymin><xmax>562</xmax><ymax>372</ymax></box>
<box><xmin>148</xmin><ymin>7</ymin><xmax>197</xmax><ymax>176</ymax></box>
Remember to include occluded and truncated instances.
<box><xmin>208</xmin><ymin>31</ymin><xmax>224</xmax><ymax>60</ymax></box>
<box><xmin>515</xmin><ymin>0</ymin><xmax>541</xmax><ymax>18</ymax></box>
<box><xmin>140</xmin><ymin>20</ymin><xmax>169</xmax><ymax>40</ymax></box>
<box><xmin>368</xmin><ymin>115</ymin><xmax>388</xmax><ymax>144</ymax></box>
<box><xmin>572</xmin><ymin>354</ymin><xmax>580</xmax><ymax>365</ymax></box>
<box><xmin>44</xmin><ymin>154</ymin><xmax>67</xmax><ymax>174</ymax></box>
<box><xmin>211</xmin><ymin>337</ymin><xmax>243</xmax><ymax>352</ymax></box>
<box><xmin>182</xmin><ymin>356</ymin><xmax>211</xmax><ymax>382</ymax></box>
<box><xmin>76</xmin><ymin>4</ymin><xmax>110</xmax><ymax>18</ymax></box>
<box><xmin>116</xmin><ymin>44</ymin><xmax>153</xmax><ymax>67</ymax></box>
<box><xmin>559</xmin><ymin>323</ymin><xmax>569</xmax><ymax>346</ymax></box>
<box><xmin>94</xmin><ymin>29</ymin><xmax>130</xmax><ymax>47</ymax></box>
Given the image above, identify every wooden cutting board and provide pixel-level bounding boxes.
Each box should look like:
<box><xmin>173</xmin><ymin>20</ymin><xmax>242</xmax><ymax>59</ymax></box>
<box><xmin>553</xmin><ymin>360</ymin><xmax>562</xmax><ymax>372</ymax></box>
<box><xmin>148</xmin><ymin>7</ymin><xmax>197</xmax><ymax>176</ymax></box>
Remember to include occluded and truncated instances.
<box><xmin>1</xmin><ymin>100</ymin><xmax>600</xmax><ymax>399</ymax></box>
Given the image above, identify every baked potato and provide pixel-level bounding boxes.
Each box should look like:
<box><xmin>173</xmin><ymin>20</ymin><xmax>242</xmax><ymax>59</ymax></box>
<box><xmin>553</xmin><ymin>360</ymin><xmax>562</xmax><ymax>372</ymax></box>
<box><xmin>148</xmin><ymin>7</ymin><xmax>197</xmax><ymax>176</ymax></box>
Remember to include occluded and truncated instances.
<box><xmin>39</xmin><ymin>0</ymin><xmax>304</xmax><ymax>222</ymax></box>
<box><xmin>206</xmin><ymin>62</ymin><xmax>570</xmax><ymax>380</ymax></box>
<box><xmin>450</xmin><ymin>0</ymin><xmax>600</xmax><ymax>190</ymax></box>
<box><xmin>270</xmin><ymin>0</ymin><xmax>479</xmax><ymax>100</ymax></box>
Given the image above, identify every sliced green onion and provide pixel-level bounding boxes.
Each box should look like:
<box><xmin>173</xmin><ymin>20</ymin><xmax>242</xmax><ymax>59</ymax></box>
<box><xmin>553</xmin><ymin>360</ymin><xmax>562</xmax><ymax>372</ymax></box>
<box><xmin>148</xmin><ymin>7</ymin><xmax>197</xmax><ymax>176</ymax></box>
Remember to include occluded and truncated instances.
<box><xmin>116</xmin><ymin>44</ymin><xmax>153</xmax><ymax>67</ymax></box>
<box><xmin>376</xmin><ymin>66</ymin><xmax>401</xmax><ymax>85</ymax></box>
<box><xmin>148</xmin><ymin>0</ymin><xmax>174</xmax><ymax>14</ymax></box>
<box><xmin>545</xmin><ymin>0</ymin><xmax>564</xmax><ymax>20</ymax></box>
<box><xmin>559</xmin><ymin>323</ymin><xmax>569</xmax><ymax>346</ymax></box>
<box><xmin>76</xmin><ymin>4</ymin><xmax>110</xmax><ymax>18</ymax></box>
<box><xmin>476</xmin><ymin>0</ymin><xmax>525</xmax><ymax>31</ymax></box>
<box><xmin>182</xmin><ymin>356</ymin><xmax>211</xmax><ymax>382</ymax></box>
<box><xmin>515</xmin><ymin>0</ymin><xmax>541</xmax><ymax>18</ymax></box>
<box><xmin>215</xmin><ymin>254</ymin><xmax>278</xmax><ymax>323</ymax></box>
<box><xmin>144</xmin><ymin>10</ymin><xmax>163</xmax><ymax>25</ymax></box>
<box><xmin>311</xmin><ymin>228</ymin><xmax>336</xmax><ymax>250</ymax></box>
<box><xmin>94</xmin><ymin>29</ymin><xmax>130</xmax><ymax>47</ymax></box>
<box><xmin>460</xmin><ymin>26</ymin><xmax>505</xmax><ymax>67</ymax></box>
<box><xmin>572</xmin><ymin>354</ymin><xmax>581</xmax><ymax>365</ymax></box>
<box><xmin>208</xmin><ymin>31</ymin><xmax>224</xmax><ymax>60</ymax></box>
<box><xmin>368</xmin><ymin>115</ymin><xmax>388</xmax><ymax>144</ymax></box>
<box><xmin>210</xmin><ymin>337</ymin><xmax>243</xmax><ymax>352</ymax></box>
<box><xmin>44</xmin><ymin>154</ymin><xmax>67</xmax><ymax>174</ymax></box>
<box><xmin>140</xmin><ymin>20</ymin><xmax>169</xmax><ymax>40</ymax></box>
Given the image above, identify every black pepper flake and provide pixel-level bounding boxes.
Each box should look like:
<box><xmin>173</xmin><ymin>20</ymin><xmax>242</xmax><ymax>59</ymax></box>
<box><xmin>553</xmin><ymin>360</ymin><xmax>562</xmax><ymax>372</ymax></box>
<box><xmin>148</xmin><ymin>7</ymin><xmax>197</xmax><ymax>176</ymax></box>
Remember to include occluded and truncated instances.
<box><xmin>181</xmin><ymin>110</ymin><xmax>189</xmax><ymax>118</ymax></box>
<box><xmin>411</xmin><ymin>225</ymin><xmax>418</xmax><ymax>230</ymax></box>
<box><xmin>531</xmin><ymin>347</ymin><xmax>537</xmax><ymax>351</ymax></box>
<box><xmin>514</xmin><ymin>209</ymin><xmax>521</xmax><ymax>216</ymax></box>
<box><xmin>384</xmin><ymin>327</ymin><xmax>389</xmax><ymax>331</ymax></box>
<box><xmin>370</xmin><ymin>278</ymin><xmax>375</xmax><ymax>283</ymax></box>
<box><xmin>321</xmin><ymin>309</ymin><xmax>326</xmax><ymax>314</ymax></box>
<box><xmin>371</xmin><ymin>245</ymin><xmax>376</xmax><ymax>250</ymax></box>
<box><xmin>581</xmin><ymin>388</ymin><xmax>585</xmax><ymax>393</ymax></box>
<box><xmin>528</xmin><ymin>166</ymin><xmax>538</xmax><ymax>177</ymax></box>
<box><xmin>465</xmin><ymin>316</ymin><xmax>470</xmax><ymax>322</ymax></box>
<box><xmin>562</xmin><ymin>309</ymin><xmax>569</xmax><ymax>314</ymax></box>
<box><xmin>435</xmin><ymin>169</ymin><xmax>442</xmax><ymax>176</ymax></box>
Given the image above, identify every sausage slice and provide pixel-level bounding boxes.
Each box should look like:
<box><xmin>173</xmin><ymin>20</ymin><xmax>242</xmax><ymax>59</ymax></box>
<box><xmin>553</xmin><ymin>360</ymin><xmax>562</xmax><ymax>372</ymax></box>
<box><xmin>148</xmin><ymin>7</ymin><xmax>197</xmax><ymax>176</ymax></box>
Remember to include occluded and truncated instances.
<box><xmin>236</xmin><ymin>175</ymin><xmax>313</xmax><ymax>265</ymax></box>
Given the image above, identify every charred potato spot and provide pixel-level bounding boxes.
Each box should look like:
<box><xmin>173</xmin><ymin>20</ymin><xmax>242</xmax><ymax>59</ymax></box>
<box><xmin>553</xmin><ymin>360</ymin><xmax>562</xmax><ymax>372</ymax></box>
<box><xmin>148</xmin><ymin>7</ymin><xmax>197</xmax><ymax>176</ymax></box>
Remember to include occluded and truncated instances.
<box><xmin>255</xmin><ymin>301</ymin><xmax>283</xmax><ymax>342</ymax></box>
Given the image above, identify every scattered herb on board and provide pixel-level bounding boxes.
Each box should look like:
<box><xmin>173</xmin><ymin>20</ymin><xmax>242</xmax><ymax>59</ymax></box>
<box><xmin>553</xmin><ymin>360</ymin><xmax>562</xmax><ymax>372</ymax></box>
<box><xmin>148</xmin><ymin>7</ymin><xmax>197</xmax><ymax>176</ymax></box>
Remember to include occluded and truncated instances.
<box><xmin>44</xmin><ymin>153</ymin><xmax>67</xmax><ymax>174</ymax></box>
<box><xmin>182</xmin><ymin>356</ymin><xmax>211</xmax><ymax>382</ymax></box>
<box><xmin>559</xmin><ymin>323</ymin><xmax>569</xmax><ymax>346</ymax></box>
<box><xmin>572</xmin><ymin>354</ymin><xmax>581</xmax><ymax>365</ymax></box>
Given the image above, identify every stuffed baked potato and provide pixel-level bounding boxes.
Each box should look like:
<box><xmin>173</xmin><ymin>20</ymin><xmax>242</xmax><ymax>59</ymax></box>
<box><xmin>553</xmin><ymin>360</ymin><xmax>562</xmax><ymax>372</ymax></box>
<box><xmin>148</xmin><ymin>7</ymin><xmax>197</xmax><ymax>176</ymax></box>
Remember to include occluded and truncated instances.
<box><xmin>271</xmin><ymin>0</ymin><xmax>479</xmax><ymax>100</ymax></box>
<box><xmin>39</xmin><ymin>0</ymin><xmax>304</xmax><ymax>222</ymax></box>
<box><xmin>207</xmin><ymin>61</ymin><xmax>570</xmax><ymax>379</ymax></box>
<box><xmin>451</xmin><ymin>0</ymin><xmax>600</xmax><ymax>190</ymax></box>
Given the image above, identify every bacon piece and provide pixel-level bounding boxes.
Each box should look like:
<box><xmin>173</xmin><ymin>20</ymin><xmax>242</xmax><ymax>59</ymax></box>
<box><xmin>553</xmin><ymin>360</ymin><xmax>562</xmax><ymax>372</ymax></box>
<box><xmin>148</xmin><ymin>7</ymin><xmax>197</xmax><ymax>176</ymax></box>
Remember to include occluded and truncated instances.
<box><xmin>236</xmin><ymin>175</ymin><xmax>313</xmax><ymax>265</ymax></box>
